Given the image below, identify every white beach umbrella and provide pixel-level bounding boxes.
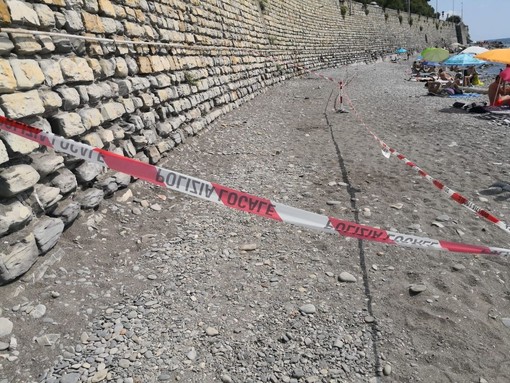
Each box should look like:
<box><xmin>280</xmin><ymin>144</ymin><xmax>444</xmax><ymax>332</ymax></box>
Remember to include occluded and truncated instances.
<box><xmin>461</xmin><ymin>46</ymin><xmax>489</xmax><ymax>55</ymax></box>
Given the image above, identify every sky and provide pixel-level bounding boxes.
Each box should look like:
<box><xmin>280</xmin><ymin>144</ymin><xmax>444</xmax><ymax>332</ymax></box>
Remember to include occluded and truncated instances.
<box><xmin>434</xmin><ymin>0</ymin><xmax>510</xmax><ymax>41</ymax></box>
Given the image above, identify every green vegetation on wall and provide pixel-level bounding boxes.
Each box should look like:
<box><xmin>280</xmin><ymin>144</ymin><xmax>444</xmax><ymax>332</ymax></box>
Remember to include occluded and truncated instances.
<box><xmin>340</xmin><ymin>5</ymin><xmax>347</xmax><ymax>19</ymax></box>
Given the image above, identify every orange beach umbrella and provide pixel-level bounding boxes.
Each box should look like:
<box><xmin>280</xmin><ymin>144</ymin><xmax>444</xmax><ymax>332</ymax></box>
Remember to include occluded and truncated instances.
<box><xmin>474</xmin><ymin>48</ymin><xmax>510</xmax><ymax>65</ymax></box>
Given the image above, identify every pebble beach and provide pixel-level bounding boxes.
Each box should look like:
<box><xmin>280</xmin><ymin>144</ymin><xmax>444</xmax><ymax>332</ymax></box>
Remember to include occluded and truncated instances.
<box><xmin>1</xmin><ymin>58</ymin><xmax>510</xmax><ymax>383</ymax></box>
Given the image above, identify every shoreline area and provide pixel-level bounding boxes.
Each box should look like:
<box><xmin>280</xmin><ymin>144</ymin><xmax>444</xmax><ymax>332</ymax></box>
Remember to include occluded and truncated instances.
<box><xmin>1</xmin><ymin>59</ymin><xmax>510</xmax><ymax>383</ymax></box>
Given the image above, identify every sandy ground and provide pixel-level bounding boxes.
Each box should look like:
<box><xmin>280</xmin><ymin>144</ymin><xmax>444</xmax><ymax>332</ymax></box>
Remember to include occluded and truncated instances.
<box><xmin>1</xmin><ymin>59</ymin><xmax>510</xmax><ymax>383</ymax></box>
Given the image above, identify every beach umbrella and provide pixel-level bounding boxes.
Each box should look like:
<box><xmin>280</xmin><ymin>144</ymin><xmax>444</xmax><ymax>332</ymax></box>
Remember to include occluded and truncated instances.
<box><xmin>420</xmin><ymin>47</ymin><xmax>449</xmax><ymax>63</ymax></box>
<box><xmin>442</xmin><ymin>53</ymin><xmax>487</xmax><ymax>67</ymax></box>
<box><xmin>395</xmin><ymin>48</ymin><xmax>407</xmax><ymax>54</ymax></box>
<box><xmin>475</xmin><ymin>48</ymin><xmax>510</xmax><ymax>65</ymax></box>
<box><xmin>460</xmin><ymin>46</ymin><xmax>489</xmax><ymax>55</ymax></box>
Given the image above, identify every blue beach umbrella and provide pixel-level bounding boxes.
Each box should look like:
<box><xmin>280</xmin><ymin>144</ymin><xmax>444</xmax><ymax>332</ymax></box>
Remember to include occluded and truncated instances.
<box><xmin>396</xmin><ymin>48</ymin><xmax>407</xmax><ymax>54</ymax></box>
<box><xmin>442</xmin><ymin>53</ymin><xmax>487</xmax><ymax>67</ymax></box>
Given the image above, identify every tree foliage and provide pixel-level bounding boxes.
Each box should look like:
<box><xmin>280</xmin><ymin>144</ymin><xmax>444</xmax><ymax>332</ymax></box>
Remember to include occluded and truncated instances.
<box><xmin>367</xmin><ymin>0</ymin><xmax>436</xmax><ymax>18</ymax></box>
<box><xmin>445</xmin><ymin>15</ymin><xmax>461</xmax><ymax>23</ymax></box>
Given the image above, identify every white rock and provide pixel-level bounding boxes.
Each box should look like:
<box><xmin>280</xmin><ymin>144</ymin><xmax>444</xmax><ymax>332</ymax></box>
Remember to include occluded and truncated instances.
<box><xmin>338</xmin><ymin>272</ymin><xmax>357</xmax><ymax>283</ymax></box>
<box><xmin>0</xmin><ymin>318</ymin><xmax>13</xmax><ymax>337</ymax></box>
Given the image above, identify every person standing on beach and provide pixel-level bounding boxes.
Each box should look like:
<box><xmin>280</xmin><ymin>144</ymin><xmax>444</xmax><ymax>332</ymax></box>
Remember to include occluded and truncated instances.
<box><xmin>488</xmin><ymin>75</ymin><xmax>510</xmax><ymax>106</ymax></box>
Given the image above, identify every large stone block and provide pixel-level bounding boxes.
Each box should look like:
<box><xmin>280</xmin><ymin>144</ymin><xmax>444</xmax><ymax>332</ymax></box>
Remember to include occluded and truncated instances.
<box><xmin>96</xmin><ymin>128</ymin><xmax>114</xmax><ymax>143</ymax></box>
<box><xmin>0</xmin><ymin>230</ymin><xmax>39</xmax><ymax>285</ymax></box>
<box><xmin>149</xmin><ymin>56</ymin><xmax>164</xmax><ymax>72</ymax></box>
<box><xmin>79</xmin><ymin>107</ymin><xmax>103</xmax><ymax>129</ymax></box>
<box><xmin>0</xmin><ymin>164</ymin><xmax>40</xmax><ymax>197</ymax></box>
<box><xmin>6</xmin><ymin>0</ymin><xmax>40</xmax><ymax>26</ymax></box>
<box><xmin>81</xmin><ymin>132</ymin><xmax>103</xmax><ymax>148</ymax></box>
<box><xmin>0</xmin><ymin>59</ymin><xmax>16</xmax><ymax>93</ymax></box>
<box><xmin>37</xmin><ymin>35</ymin><xmax>55</xmax><ymax>54</ymax></box>
<box><xmin>0</xmin><ymin>140</ymin><xmax>8</xmax><ymax>165</ymax></box>
<box><xmin>75</xmin><ymin>188</ymin><xmax>103</xmax><ymax>209</ymax></box>
<box><xmin>125</xmin><ymin>56</ymin><xmax>138</xmax><ymax>75</ymax></box>
<box><xmin>29</xmin><ymin>151</ymin><xmax>64</xmax><ymax>178</ymax></box>
<box><xmin>121</xmin><ymin>98</ymin><xmax>135</xmax><ymax>114</ymax></box>
<box><xmin>137</xmin><ymin>56</ymin><xmax>152</xmax><ymax>74</ymax></box>
<box><xmin>115</xmin><ymin>57</ymin><xmax>129</xmax><ymax>78</ymax></box>
<box><xmin>59</xmin><ymin>57</ymin><xmax>94</xmax><ymax>83</ymax></box>
<box><xmin>0</xmin><ymin>130</ymin><xmax>39</xmax><ymax>154</ymax></box>
<box><xmin>50</xmin><ymin>112</ymin><xmax>86</xmax><ymax>137</ymax></box>
<box><xmin>10</xmin><ymin>59</ymin><xmax>45</xmax><ymax>90</ymax></box>
<box><xmin>0</xmin><ymin>199</ymin><xmax>32</xmax><ymax>237</ymax></box>
<box><xmin>48</xmin><ymin>200</ymin><xmax>80</xmax><ymax>227</ymax></box>
<box><xmin>11</xmin><ymin>34</ymin><xmax>42</xmax><ymax>55</ymax></box>
<box><xmin>83</xmin><ymin>0</ymin><xmax>98</xmax><ymax>13</ymax></box>
<box><xmin>98</xmin><ymin>0</ymin><xmax>115</xmax><ymax>17</ymax></box>
<box><xmin>100</xmin><ymin>102</ymin><xmax>125</xmax><ymax>122</ymax></box>
<box><xmin>39</xmin><ymin>90</ymin><xmax>63</xmax><ymax>114</ymax></box>
<box><xmin>49</xmin><ymin>168</ymin><xmax>77</xmax><ymax>194</ymax></box>
<box><xmin>76</xmin><ymin>86</ymin><xmax>89</xmax><ymax>104</ymax></box>
<box><xmin>82</xmin><ymin>11</ymin><xmax>105</xmax><ymax>33</ymax></box>
<box><xmin>0</xmin><ymin>0</ymin><xmax>11</xmax><ymax>23</ymax></box>
<box><xmin>99</xmin><ymin>58</ymin><xmax>115</xmax><ymax>78</ymax></box>
<box><xmin>33</xmin><ymin>3</ymin><xmax>55</xmax><ymax>28</ymax></box>
<box><xmin>39</xmin><ymin>59</ymin><xmax>65</xmax><ymax>87</ymax></box>
<box><xmin>33</xmin><ymin>217</ymin><xmax>64</xmax><ymax>254</ymax></box>
<box><xmin>124</xmin><ymin>20</ymin><xmax>145</xmax><ymax>37</ymax></box>
<box><xmin>30</xmin><ymin>184</ymin><xmax>62</xmax><ymax>213</ymax></box>
<box><xmin>74</xmin><ymin>161</ymin><xmax>103</xmax><ymax>183</ymax></box>
<box><xmin>0</xmin><ymin>33</ymin><xmax>14</xmax><ymax>55</ymax></box>
<box><xmin>86</xmin><ymin>58</ymin><xmax>102</xmax><ymax>78</ymax></box>
<box><xmin>63</xmin><ymin>10</ymin><xmax>84</xmax><ymax>33</ymax></box>
<box><xmin>56</xmin><ymin>87</ymin><xmax>80</xmax><ymax>110</ymax></box>
<box><xmin>0</xmin><ymin>90</ymin><xmax>45</xmax><ymax>119</ymax></box>
<box><xmin>102</xmin><ymin>17</ymin><xmax>117</xmax><ymax>34</ymax></box>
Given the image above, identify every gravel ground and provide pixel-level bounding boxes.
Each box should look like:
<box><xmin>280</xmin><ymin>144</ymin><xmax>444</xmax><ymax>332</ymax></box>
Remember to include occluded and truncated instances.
<box><xmin>2</xmin><ymin>59</ymin><xmax>510</xmax><ymax>383</ymax></box>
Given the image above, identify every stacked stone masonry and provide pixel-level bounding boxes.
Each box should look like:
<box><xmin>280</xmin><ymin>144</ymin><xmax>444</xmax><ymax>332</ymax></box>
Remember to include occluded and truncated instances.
<box><xmin>0</xmin><ymin>0</ymin><xmax>461</xmax><ymax>285</ymax></box>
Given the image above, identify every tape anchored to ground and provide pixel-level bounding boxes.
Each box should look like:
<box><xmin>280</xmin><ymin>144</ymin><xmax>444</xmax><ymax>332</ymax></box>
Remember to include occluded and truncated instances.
<box><xmin>1</xmin><ymin>116</ymin><xmax>509</xmax><ymax>257</ymax></box>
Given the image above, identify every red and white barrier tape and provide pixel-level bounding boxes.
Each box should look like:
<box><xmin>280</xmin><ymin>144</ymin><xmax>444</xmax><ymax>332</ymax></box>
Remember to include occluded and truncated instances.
<box><xmin>1</xmin><ymin>116</ymin><xmax>509</xmax><ymax>256</ymax></box>
<box><xmin>341</xmin><ymin>92</ymin><xmax>510</xmax><ymax>236</ymax></box>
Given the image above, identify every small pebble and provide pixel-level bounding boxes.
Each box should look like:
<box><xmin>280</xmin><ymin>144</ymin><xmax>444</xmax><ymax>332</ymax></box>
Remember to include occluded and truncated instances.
<box><xmin>240</xmin><ymin>243</ymin><xmax>257</xmax><ymax>251</ymax></box>
<box><xmin>338</xmin><ymin>272</ymin><xmax>357</xmax><ymax>283</ymax></box>
<box><xmin>299</xmin><ymin>304</ymin><xmax>316</xmax><ymax>314</ymax></box>
<box><xmin>409</xmin><ymin>284</ymin><xmax>427</xmax><ymax>294</ymax></box>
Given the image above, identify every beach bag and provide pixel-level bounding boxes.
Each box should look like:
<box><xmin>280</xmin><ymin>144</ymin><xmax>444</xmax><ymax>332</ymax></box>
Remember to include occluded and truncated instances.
<box><xmin>467</xmin><ymin>102</ymin><xmax>488</xmax><ymax>113</ymax></box>
<box><xmin>454</xmin><ymin>88</ymin><xmax>463</xmax><ymax>95</ymax></box>
<box><xmin>443</xmin><ymin>88</ymin><xmax>455</xmax><ymax>95</ymax></box>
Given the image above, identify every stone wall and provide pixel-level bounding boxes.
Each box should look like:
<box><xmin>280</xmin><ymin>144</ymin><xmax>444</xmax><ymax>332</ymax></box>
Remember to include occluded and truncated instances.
<box><xmin>0</xmin><ymin>0</ymin><xmax>459</xmax><ymax>285</ymax></box>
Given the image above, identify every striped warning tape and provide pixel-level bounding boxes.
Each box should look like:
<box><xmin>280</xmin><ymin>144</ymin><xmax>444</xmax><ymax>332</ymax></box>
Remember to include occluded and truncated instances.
<box><xmin>341</xmin><ymin>92</ymin><xmax>510</xmax><ymax>236</ymax></box>
<box><xmin>1</xmin><ymin>115</ymin><xmax>509</xmax><ymax>256</ymax></box>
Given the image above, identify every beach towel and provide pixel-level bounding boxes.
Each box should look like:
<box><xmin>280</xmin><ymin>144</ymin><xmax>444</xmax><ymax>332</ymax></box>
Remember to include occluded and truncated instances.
<box><xmin>449</xmin><ymin>93</ymin><xmax>482</xmax><ymax>98</ymax></box>
<box><xmin>485</xmin><ymin>106</ymin><xmax>510</xmax><ymax>115</ymax></box>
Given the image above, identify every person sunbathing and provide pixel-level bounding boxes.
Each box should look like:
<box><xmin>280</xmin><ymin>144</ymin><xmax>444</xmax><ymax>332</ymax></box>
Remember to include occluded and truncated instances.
<box><xmin>437</xmin><ymin>68</ymin><xmax>454</xmax><ymax>82</ymax></box>
<box><xmin>426</xmin><ymin>75</ymin><xmax>462</xmax><ymax>96</ymax></box>
<box><xmin>488</xmin><ymin>75</ymin><xmax>510</xmax><ymax>106</ymax></box>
